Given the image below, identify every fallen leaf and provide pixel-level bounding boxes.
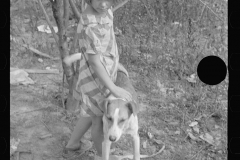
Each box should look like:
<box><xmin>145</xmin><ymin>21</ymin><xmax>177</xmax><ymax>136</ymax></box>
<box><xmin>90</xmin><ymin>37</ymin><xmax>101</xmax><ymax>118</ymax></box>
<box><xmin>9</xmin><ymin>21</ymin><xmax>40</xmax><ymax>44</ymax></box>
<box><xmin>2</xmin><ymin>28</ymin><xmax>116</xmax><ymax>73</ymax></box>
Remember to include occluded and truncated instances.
<box><xmin>142</xmin><ymin>141</ymin><xmax>147</xmax><ymax>149</ymax></box>
<box><xmin>188</xmin><ymin>132</ymin><xmax>198</xmax><ymax>140</ymax></box>
<box><xmin>200</xmin><ymin>133</ymin><xmax>214</xmax><ymax>145</ymax></box>
<box><xmin>37</xmin><ymin>25</ymin><xmax>58</xmax><ymax>33</ymax></box>
<box><xmin>192</xmin><ymin>126</ymin><xmax>200</xmax><ymax>133</ymax></box>
<box><xmin>186</xmin><ymin>74</ymin><xmax>196</xmax><ymax>83</ymax></box>
<box><xmin>38</xmin><ymin>58</ymin><xmax>43</xmax><ymax>63</ymax></box>
<box><xmin>10</xmin><ymin>69</ymin><xmax>35</xmax><ymax>85</ymax></box>
<box><xmin>175</xmin><ymin>130</ymin><xmax>180</xmax><ymax>135</ymax></box>
<box><xmin>153</xmin><ymin>139</ymin><xmax>163</xmax><ymax>145</ymax></box>
<box><xmin>10</xmin><ymin>138</ymin><xmax>20</xmax><ymax>156</ymax></box>
<box><xmin>195</xmin><ymin>115</ymin><xmax>202</xmax><ymax>121</ymax></box>
<box><xmin>147</xmin><ymin>132</ymin><xmax>153</xmax><ymax>139</ymax></box>
<box><xmin>189</xmin><ymin>121</ymin><xmax>198</xmax><ymax>127</ymax></box>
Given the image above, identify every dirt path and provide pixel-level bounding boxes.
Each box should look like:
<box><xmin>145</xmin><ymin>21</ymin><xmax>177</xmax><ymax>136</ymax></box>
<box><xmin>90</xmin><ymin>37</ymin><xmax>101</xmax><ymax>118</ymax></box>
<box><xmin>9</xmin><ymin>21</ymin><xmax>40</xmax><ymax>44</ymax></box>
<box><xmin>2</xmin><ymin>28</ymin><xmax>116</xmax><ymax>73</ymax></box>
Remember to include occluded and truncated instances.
<box><xmin>10</xmin><ymin>68</ymin><xmax>226</xmax><ymax>160</ymax></box>
<box><xmin>10</xmin><ymin>71</ymin><xmax>167</xmax><ymax>160</ymax></box>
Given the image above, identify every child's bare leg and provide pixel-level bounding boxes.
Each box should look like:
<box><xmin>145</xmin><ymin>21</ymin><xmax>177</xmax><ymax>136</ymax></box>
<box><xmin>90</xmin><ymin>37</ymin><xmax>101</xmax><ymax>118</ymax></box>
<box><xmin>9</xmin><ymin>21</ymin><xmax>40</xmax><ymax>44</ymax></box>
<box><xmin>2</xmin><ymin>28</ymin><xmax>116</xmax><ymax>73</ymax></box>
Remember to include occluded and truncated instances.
<box><xmin>91</xmin><ymin>116</ymin><xmax>104</xmax><ymax>156</ymax></box>
<box><xmin>66</xmin><ymin>116</ymin><xmax>92</xmax><ymax>149</ymax></box>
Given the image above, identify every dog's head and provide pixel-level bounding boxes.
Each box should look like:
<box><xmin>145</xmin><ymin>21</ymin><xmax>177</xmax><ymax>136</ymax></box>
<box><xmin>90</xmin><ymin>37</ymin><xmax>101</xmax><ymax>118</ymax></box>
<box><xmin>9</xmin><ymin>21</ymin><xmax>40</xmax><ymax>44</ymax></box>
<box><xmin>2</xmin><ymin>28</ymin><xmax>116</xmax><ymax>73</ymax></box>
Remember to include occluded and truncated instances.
<box><xmin>102</xmin><ymin>97</ymin><xmax>137</xmax><ymax>142</ymax></box>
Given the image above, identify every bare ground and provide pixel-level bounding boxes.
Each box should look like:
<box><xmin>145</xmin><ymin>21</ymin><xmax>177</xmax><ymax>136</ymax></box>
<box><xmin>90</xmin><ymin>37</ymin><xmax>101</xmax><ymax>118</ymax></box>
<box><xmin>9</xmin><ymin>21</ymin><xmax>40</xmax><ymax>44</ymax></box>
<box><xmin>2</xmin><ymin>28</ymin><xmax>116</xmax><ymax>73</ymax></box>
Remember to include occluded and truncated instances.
<box><xmin>10</xmin><ymin>59</ymin><xmax>227</xmax><ymax>160</ymax></box>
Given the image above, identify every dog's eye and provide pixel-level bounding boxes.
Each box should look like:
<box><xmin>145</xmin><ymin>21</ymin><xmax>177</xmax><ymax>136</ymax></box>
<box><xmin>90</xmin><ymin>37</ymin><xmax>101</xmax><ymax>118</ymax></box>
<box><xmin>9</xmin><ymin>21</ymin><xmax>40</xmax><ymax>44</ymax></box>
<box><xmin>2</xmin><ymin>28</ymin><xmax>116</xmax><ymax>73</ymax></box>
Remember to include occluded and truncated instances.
<box><xmin>108</xmin><ymin>117</ymin><xmax>113</xmax><ymax>121</ymax></box>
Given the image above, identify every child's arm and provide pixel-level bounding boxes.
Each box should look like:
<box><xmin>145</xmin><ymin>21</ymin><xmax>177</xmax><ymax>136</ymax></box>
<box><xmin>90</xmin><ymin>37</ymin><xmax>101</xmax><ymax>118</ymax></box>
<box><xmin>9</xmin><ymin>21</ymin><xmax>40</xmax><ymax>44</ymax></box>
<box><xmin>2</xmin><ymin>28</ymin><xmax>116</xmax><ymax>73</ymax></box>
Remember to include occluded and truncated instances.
<box><xmin>88</xmin><ymin>53</ymin><xmax>132</xmax><ymax>101</ymax></box>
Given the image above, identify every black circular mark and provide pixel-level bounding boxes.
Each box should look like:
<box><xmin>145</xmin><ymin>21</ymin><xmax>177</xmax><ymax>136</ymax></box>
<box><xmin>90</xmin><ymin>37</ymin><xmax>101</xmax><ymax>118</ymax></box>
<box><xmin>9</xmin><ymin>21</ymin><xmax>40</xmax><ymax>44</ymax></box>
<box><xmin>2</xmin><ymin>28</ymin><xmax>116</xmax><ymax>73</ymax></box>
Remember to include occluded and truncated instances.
<box><xmin>0</xmin><ymin>137</ymin><xmax>6</xmax><ymax>155</ymax></box>
<box><xmin>0</xmin><ymin>54</ymin><xmax>6</xmax><ymax>70</ymax></box>
<box><xmin>0</xmin><ymin>11</ymin><xmax>6</xmax><ymax>28</ymax></box>
<box><xmin>197</xmin><ymin>55</ymin><xmax>227</xmax><ymax>85</ymax></box>
<box><xmin>0</xmin><ymin>95</ymin><xmax>6</xmax><ymax>112</ymax></box>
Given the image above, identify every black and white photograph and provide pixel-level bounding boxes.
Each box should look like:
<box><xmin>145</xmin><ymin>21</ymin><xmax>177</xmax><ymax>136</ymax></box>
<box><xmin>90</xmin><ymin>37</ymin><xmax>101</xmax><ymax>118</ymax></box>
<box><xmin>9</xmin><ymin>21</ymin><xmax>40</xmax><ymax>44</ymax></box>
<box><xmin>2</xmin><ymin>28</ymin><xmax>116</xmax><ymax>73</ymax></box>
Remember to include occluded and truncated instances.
<box><xmin>10</xmin><ymin>0</ymin><xmax>228</xmax><ymax>159</ymax></box>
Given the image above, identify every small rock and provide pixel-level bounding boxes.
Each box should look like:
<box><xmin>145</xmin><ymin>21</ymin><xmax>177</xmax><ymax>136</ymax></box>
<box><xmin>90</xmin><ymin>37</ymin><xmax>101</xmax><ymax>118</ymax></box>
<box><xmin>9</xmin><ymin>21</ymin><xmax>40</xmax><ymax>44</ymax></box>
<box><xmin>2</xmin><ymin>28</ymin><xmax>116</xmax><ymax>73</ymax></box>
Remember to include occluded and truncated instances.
<box><xmin>147</xmin><ymin>132</ymin><xmax>154</xmax><ymax>139</ymax></box>
<box><xmin>46</xmin><ymin>67</ymin><xmax>51</xmax><ymax>70</ymax></box>
<box><xmin>38</xmin><ymin>58</ymin><xmax>43</xmax><ymax>63</ymax></box>
<box><xmin>175</xmin><ymin>130</ymin><xmax>180</xmax><ymax>135</ymax></box>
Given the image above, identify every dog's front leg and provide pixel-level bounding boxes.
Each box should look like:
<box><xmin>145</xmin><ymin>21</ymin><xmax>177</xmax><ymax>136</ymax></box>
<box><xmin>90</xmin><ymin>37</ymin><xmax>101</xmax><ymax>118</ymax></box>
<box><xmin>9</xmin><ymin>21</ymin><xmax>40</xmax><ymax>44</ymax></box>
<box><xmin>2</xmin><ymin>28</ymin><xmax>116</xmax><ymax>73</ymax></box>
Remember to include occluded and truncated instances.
<box><xmin>132</xmin><ymin>131</ymin><xmax>140</xmax><ymax>160</ymax></box>
<box><xmin>102</xmin><ymin>139</ymin><xmax>111</xmax><ymax>160</ymax></box>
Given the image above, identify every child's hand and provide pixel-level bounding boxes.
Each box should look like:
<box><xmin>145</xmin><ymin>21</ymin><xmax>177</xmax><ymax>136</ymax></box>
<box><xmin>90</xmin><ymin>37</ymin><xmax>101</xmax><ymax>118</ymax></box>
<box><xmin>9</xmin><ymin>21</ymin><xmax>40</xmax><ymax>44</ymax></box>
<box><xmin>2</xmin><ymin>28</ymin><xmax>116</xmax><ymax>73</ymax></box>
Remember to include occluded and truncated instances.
<box><xmin>111</xmin><ymin>86</ymin><xmax>132</xmax><ymax>101</ymax></box>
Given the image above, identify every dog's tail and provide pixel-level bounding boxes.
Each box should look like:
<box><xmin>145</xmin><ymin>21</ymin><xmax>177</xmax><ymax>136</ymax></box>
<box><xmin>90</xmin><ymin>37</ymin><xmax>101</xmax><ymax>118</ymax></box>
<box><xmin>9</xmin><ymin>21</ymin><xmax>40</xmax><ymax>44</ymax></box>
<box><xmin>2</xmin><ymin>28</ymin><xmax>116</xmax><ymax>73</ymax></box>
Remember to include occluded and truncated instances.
<box><xmin>63</xmin><ymin>53</ymin><xmax>82</xmax><ymax>66</ymax></box>
<box><xmin>114</xmin><ymin>144</ymin><xmax>165</xmax><ymax>160</ymax></box>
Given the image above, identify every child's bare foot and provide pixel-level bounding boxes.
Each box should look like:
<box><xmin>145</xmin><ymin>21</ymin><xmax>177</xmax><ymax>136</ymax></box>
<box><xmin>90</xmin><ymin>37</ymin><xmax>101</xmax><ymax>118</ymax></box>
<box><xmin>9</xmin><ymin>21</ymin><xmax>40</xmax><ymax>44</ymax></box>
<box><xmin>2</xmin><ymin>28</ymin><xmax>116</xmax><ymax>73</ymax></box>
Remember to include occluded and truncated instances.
<box><xmin>63</xmin><ymin>139</ymin><xmax>92</xmax><ymax>158</ymax></box>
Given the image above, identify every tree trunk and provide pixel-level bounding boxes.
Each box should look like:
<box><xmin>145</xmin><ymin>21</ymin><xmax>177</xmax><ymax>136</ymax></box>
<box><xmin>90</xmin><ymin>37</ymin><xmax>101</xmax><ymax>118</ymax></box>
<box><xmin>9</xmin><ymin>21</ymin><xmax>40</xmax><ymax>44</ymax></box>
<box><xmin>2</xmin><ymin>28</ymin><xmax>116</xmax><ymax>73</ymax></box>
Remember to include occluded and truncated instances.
<box><xmin>50</xmin><ymin>0</ymin><xmax>80</xmax><ymax>112</ymax></box>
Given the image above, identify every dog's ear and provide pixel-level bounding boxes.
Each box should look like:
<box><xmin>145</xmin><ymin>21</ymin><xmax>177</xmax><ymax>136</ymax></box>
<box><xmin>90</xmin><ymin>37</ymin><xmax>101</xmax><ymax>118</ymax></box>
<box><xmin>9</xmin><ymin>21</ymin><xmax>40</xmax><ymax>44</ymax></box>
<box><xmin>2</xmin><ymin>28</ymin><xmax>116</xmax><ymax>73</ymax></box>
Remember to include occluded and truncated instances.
<box><xmin>126</xmin><ymin>102</ymin><xmax>137</xmax><ymax>117</ymax></box>
<box><xmin>102</xmin><ymin>99</ymin><xmax>110</xmax><ymax>114</ymax></box>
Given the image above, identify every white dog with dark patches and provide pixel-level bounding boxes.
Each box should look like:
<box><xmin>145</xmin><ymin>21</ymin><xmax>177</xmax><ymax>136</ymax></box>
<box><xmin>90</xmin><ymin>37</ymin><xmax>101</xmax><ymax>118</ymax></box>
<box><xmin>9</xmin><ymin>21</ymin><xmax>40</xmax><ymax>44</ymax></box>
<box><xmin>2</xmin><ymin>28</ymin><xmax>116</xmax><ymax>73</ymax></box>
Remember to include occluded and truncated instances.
<box><xmin>101</xmin><ymin>70</ymin><xmax>140</xmax><ymax>160</ymax></box>
<box><xmin>64</xmin><ymin>54</ymin><xmax>165</xmax><ymax>160</ymax></box>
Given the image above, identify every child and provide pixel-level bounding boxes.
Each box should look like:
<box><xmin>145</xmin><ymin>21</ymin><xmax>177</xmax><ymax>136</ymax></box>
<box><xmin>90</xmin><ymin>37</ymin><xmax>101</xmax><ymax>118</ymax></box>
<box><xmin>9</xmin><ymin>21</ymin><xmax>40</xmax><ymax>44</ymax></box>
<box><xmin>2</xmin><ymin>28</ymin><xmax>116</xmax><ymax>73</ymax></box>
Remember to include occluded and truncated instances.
<box><xmin>63</xmin><ymin>0</ymin><xmax>132</xmax><ymax>159</ymax></box>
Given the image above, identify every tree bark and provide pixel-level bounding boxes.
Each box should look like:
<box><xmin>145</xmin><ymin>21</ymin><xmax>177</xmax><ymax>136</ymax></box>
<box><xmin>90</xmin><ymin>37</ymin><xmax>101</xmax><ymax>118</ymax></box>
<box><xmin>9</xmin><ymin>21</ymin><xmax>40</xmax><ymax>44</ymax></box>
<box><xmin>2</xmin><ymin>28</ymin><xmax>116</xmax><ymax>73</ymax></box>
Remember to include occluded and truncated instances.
<box><xmin>50</xmin><ymin>0</ymin><xmax>79</xmax><ymax>112</ymax></box>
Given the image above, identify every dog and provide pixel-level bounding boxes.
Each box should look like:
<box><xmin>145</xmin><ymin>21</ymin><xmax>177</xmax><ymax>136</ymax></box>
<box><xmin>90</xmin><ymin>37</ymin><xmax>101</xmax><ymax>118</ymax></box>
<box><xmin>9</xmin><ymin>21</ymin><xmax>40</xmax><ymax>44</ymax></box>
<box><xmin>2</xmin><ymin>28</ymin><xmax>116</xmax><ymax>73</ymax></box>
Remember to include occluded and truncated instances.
<box><xmin>63</xmin><ymin>54</ymin><xmax>165</xmax><ymax>159</ymax></box>
<box><xmin>102</xmin><ymin>70</ymin><xmax>140</xmax><ymax>160</ymax></box>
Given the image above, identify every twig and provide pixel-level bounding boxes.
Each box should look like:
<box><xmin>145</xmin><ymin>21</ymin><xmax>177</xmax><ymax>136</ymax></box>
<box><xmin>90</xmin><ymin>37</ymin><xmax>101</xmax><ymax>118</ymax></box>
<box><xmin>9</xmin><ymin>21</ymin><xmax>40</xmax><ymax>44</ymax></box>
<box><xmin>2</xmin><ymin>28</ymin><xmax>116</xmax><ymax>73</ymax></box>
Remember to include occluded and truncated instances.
<box><xmin>23</xmin><ymin>69</ymin><xmax>59</xmax><ymax>74</ymax></box>
<box><xmin>10</xmin><ymin>67</ymin><xmax>59</xmax><ymax>74</ymax></box>
<box><xmin>10</xmin><ymin>107</ymin><xmax>50</xmax><ymax>116</ymax></box>
<box><xmin>81</xmin><ymin>0</ymin><xmax>87</xmax><ymax>12</ymax></box>
<box><xmin>112</xmin><ymin>0</ymin><xmax>129</xmax><ymax>12</ymax></box>
<box><xmin>41</xmin><ymin>119</ymin><xmax>51</xmax><ymax>132</ymax></box>
<box><xmin>61</xmin><ymin>73</ymin><xmax>66</xmax><ymax>109</ymax></box>
<box><xmin>21</xmin><ymin>44</ymin><xmax>59</xmax><ymax>60</ymax></box>
<box><xmin>142</xmin><ymin>0</ymin><xmax>154</xmax><ymax>20</ymax></box>
<box><xmin>38</xmin><ymin>0</ymin><xmax>59</xmax><ymax>45</ymax></box>
<box><xmin>190</xmin><ymin>145</ymin><xmax>206</xmax><ymax>160</ymax></box>
<box><xmin>192</xmin><ymin>2</ymin><xmax>206</xmax><ymax>23</ymax></box>
<box><xmin>39</xmin><ymin>133</ymin><xmax>52</xmax><ymax>139</ymax></box>
<box><xmin>63</xmin><ymin>0</ymin><xmax>70</xmax><ymax>27</ymax></box>
<box><xmin>198</xmin><ymin>0</ymin><xmax>223</xmax><ymax>22</ymax></box>
<box><xmin>69</xmin><ymin>0</ymin><xmax>81</xmax><ymax>20</ymax></box>
<box><xmin>117</xmin><ymin>143</ymin><xmax>165</xmax><ymax>159</ymax></box>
